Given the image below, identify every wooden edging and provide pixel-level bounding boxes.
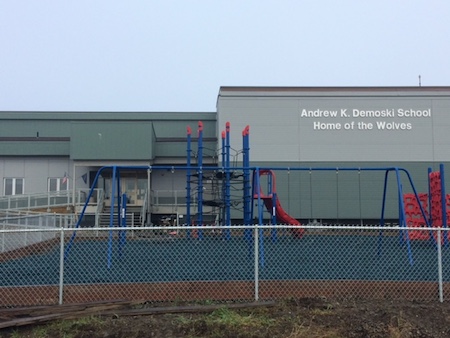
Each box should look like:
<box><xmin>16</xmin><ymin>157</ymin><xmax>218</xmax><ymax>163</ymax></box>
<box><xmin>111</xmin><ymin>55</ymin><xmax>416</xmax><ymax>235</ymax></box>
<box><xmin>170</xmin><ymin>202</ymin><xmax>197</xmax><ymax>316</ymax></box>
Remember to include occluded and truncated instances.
<box><xmin>0</xmin><ymin>300</ymin><xmax>276</xmax><ymax>330</ymax></box>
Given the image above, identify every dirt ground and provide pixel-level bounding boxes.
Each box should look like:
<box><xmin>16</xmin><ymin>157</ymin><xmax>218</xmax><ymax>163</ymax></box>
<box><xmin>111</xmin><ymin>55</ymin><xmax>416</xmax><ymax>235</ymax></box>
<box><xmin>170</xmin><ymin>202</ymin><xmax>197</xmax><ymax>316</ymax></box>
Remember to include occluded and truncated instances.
<box><xmin>3</xmin><ymin>298</ymin><xmax>450</xmax><ymax>338</ymax></box>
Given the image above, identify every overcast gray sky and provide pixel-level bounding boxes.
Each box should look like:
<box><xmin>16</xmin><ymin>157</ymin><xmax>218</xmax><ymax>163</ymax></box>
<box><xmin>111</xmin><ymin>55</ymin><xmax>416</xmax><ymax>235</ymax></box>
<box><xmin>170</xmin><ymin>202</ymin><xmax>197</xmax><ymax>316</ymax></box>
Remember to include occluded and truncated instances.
<box><xmin>1</xmin><ymin>1</ymin><xmax>449</xmax><ymax>112</ymax></box>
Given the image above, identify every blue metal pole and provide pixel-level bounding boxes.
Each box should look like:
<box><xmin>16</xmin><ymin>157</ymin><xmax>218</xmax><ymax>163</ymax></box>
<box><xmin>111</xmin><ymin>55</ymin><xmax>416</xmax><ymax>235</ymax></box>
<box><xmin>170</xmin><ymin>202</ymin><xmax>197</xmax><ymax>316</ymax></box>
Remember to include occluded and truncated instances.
<box><xmin>396</xmin><ymin>169</ymin><xmax>414</xmax><ymax>265</ymax></box>
<box><xmin>225</xmin><ymin>122</ymin><xmax>231</xmax><ymax>240</ymax></box>
<box><xmin>108</xmin><ymin>166</ymin><xmax>117</xmax><ymax>269</ymax></box>
<box><xmin>377</xmin><ymin>169</ymin><xmax>390</xmax><ymax>257</ymax></box>
<box><xmin>197</xmin><ymin>121</ymin><xmax>203</xmax><ymax>240</ymax></box>
<box><xmin>119</xmin><ymin>193</ymin><xmax>127</xmax><ymax>258</ymax></box>
<box><xmin>221</xmin><ymin>131</ymin><xmax>226</xmax><ymax>227</ymax></box>
<box><xmin>255</xmin><ymin>168</ymin><xmax>265</xmax><ymax>268</ymax></box>
<box><xmin>116</xmin><ymin>169</ymin><xmax>121</xmax><ymax>237</ymax></box>
<box><xmin>243</xmin><ymin>126</ymin><xmax>252</xmax><ymax>243</ymax></box>
<box><xmin>186</xmin><ymin>126</ymin><xmax>192</xmax><ymax>239</ymax></box>
<box><xmin>428</xmin><ymin>167</ymin><xmax>432</xmax><ymax>227</ymax></box>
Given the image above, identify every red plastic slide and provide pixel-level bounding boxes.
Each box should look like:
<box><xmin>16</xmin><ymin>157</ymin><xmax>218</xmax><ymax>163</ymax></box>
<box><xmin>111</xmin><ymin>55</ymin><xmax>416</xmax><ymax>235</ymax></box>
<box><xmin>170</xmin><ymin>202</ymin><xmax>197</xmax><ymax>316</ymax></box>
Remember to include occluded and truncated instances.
<box><xmin>255</xmin><ymin>169</ymin><xmax>304</xmax><ymax>238</ymax></box>
<box><xmin>261</xmin><ymin>197</ymin><xmax>304</xmax><ymax>238</ymax></box>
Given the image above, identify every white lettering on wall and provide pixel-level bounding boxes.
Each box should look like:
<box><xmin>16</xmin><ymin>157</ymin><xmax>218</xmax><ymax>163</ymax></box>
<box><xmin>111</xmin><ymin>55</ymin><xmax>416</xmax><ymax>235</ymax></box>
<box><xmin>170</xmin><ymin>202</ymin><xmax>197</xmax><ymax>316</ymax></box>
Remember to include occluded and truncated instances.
<box><xmin>300</xmin><ymin>108</ymin><xmax>431</xmax><ymax>132</ymax></box>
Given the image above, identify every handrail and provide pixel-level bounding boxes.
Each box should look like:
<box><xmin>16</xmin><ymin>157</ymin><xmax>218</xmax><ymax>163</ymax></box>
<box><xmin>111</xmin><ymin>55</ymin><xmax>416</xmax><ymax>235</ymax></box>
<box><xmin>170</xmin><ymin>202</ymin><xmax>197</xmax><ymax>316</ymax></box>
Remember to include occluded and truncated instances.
<box><xmin>0</xmin><ymin>190</ymin><xmax>73</xmax><ymax>210</ymax></box>
<box><xmin>0</xmin><ymin>212</ymin><xmax>75</xmax><ymax>229</ymax></box>
<box><xmin>0</xmin><ymin>189</ymin><xmax>103</xmax><ymax>211</ymax></box>
<box><xmin>140</xmin><ymin>190</ymin><xmax>148</xmax><ymax>226</ymax></box>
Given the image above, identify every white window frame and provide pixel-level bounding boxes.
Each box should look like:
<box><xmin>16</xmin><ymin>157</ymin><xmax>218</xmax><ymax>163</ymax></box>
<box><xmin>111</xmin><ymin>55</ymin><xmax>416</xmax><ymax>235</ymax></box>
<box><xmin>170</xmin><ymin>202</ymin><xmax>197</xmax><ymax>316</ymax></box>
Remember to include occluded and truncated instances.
<box><xmin>3</xmin><ymin>178</ymin><xmax>25</xmax><ymax>196</ymax></box>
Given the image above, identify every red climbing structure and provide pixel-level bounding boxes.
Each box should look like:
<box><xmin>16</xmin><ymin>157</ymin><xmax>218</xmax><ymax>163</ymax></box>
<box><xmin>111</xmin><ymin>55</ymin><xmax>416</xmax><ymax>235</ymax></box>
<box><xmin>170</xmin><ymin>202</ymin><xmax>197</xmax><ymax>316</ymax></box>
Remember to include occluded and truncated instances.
<box><xmin>403</xmin><ymin>193</ymin><xmax>429</xmax><ymax>240</ymax></box>
<box><xmin>404</xmin><ymin>166</ymin><xmax>450</xmax><ymax>241</ymax></box>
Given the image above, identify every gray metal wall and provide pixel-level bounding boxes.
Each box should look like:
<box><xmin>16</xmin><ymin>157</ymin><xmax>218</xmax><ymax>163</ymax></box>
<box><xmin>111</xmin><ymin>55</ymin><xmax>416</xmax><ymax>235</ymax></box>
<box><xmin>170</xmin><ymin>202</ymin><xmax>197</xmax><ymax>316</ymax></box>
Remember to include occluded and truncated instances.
<box><xmin>217</xmin><ymin>87</ymin><xmax>450</xmax><ymax>222</ymax></box>
<box><xmin>0</xmin><ymin>157</ymin><xmax>81</xmax><ymax>194</ymax></box>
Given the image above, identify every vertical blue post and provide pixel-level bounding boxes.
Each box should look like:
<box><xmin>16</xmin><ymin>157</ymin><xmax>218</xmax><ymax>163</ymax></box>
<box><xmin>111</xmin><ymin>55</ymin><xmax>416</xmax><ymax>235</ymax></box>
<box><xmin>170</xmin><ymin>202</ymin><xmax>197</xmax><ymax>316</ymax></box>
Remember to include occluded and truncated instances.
<box><xmin>197</xmin><ymin>121</ymin><xmax>204</xmax><ymax>240</ymax></box>
<box><xmin>221</xmin><ymin>131</ymin><xmax>226</xmax><ymax>228</ymax></box>
<box><xmin>243</xmin><ymin>126</ymin><xmax>252</xmax><ymax>243</ymax></box>
<box><xmin>108</xmin><ymin>166</ymin><xmax>117</xmax><ymax>270</ymax></box>
<box><xmin>225</xmin><ymin>122</ymin><xmax>231</xmax><ymax>240</ymax></box>
<box><xmin>116</xmin><ymin>170</ymin><xmax>122</xmax><ymax>235</ymax></box>
<box><xmin>396</xmin><ymin>169</ymin><xmax>414</xmax><ymax>265</ymax></box>
<box><xmin>439</xmin><ymin>164</ymin><xmax>448</xmax><ymax>245</ymax></box>
<box><xmin>398</xmin><ymin>183</ymin><xmax>406</xmax><ymax>245</ymax></box>
<box><xmin>377</xmin><ymin>169</ymin><xmax>390</xmax><ymax>257</ymax></box>
<box><xmin>265</xmin><ymin>171</ymin><xmax>277</xmax><ymax>242</ymax></box>
<box><xmin>186</xmin><ymin>126</ymin><xmax>192</xmax><ymax>239</ymax></box>
<box><xmin>119</xmin><ymin>193</ymin><xmax>127</xmax><ymax>258</ymax></box>
<box><xmin>428</xmin><ymin>167</ymin><xmax>432</xmax><ymax>227</ymax></box>
<box><xmin>255</xmin><ymin>168</ymin><xmax>265</xmax><ymax>268</ymax></box>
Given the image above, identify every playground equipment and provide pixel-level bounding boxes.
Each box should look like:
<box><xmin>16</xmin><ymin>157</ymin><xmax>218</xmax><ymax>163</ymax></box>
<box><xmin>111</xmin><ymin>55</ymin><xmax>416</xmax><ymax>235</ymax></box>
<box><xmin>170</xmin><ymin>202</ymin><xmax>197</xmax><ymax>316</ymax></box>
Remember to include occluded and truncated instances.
<box><xmin>403</xmin><ymin>164</ymin><xmax>449</xmax><ymax>244</ymax></box>
<box><xmin>185</xmin><ymin>121</ymin><xmax>304</xmax><ymax>242</ymax></box>
<box><xmin>64</xmin><ymin>120</ymin><xmax>443</xmax><ymax>269</ymax></box>
<box><xmin>253</xmin><ymin>169</ymin><xmax>304</xmax><ymax>238</ymax></box>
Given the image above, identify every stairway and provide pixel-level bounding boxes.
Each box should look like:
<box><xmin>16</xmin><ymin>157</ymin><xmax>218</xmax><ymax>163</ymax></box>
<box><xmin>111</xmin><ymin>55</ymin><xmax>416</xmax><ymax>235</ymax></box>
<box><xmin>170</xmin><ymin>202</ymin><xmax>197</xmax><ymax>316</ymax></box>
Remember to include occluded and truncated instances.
<box><xmin>98</xmin><ymin>206</ymin><xmax>141</xmax><ymax>227</ymax></box>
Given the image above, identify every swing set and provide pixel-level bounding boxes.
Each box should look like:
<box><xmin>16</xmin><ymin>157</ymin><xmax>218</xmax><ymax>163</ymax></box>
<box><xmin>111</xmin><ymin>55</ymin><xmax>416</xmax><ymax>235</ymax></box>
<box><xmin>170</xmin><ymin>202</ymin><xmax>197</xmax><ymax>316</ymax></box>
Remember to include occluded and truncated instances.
<box><xmin>63</xmin><ymin>120</ymin><xmax>441</xmax><ymax>269</ymax></box>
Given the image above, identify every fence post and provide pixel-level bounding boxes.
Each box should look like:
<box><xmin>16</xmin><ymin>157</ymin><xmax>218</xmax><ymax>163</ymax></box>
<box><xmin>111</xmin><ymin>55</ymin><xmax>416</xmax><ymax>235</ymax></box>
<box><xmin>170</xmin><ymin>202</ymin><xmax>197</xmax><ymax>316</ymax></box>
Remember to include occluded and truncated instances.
<box><xmin>437</xmin><ymin>229</ymin><xmax>444</xmax><ymax>302</ymax></box>
<box><xmin>59</xmin><ymin>227</ymin><xmax>65</xmax><ymax>305</ymax></box>
<box><xmin>254</xmin><ymin>224</ymin><xmax>259</xmax><ymax>301</ymax></box>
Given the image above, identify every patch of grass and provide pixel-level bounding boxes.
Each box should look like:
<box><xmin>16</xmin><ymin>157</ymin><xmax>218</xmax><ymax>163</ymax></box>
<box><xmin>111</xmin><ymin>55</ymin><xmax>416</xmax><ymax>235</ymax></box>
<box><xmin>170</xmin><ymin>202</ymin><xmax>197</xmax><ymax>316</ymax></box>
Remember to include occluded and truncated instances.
<box><xmin>286</xmin><ymin>323</ymin><xmax>342</xmax><ymax>338</ymax></box>
<box><xmin>175</xmin><ymin>307</ymin><xmax>276</xmax><ymax>338</ymax></box>
<box><xmin>10</xmin><ymin>330</ymin><xmax>24</xmax><ymax>338</ymax></box>
<box><xmin>18</xmin><ymin>316</ymin><xmax>107</xmax><ymax>338</ymax></box>
<box><xmin>310</xmin><ymin>308</ymin><xmax>335</xmax><ymax>316</ymax></box>
<box><xmin>56</xmin><ymin>316</ymin><xmax>104</xmax><ymax>334</ymax></box>
<box><xmin>206</xmin><ymin>307</ymin><xmax>274</xmax><ymax>328</ymax></box>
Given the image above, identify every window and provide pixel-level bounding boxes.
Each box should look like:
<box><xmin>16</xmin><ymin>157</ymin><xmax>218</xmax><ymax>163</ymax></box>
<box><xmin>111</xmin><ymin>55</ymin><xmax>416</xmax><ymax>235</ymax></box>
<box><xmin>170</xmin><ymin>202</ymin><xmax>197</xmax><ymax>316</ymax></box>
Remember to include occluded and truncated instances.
<box><xmin>48</xmin><ymin>177</ymin><xmax>68</xmax><ymax>192</ymax></box>
<box><xmin>4</xmin><ymin>178</ymin><xmax>24</xmax><ymax>196</ymax></box>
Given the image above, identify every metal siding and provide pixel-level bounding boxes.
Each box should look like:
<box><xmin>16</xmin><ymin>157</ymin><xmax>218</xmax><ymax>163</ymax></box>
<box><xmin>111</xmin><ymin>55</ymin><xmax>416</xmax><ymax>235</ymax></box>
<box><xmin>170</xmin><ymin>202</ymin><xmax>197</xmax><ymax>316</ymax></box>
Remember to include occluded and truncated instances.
<box><xmin>70</xmin><ymin>122</ymin><xmax>154</xmax><ymax>160</ymax></box>
<box><xmin>153</xmin><ymin>120</ymin><xmax>216</xmax><ymax>138</ymax></box>
<box><xmin>0</xmin><ymin>120</ymin><xmax>69</xmax><ymax>137</ymax></box>
<box><xmin>0</xmin><ymin>112</ymin><xmax>216</xmax><ymax>158</ymax></box>
<box><xmin>0</xmin><ymin>141</ymin><xmax>69</xmax><ymax>156</ymax></box>
<box><xmin>218</xmin><ymin>93</ymin><xmax>450</xmax><ymax>163</ymax></box>
<box><xmin>1</xmin><ymin>158</ymin><xmax>70</xmax><ymax>194</ymax></box>
<box><xmin>218</xmin><ymin>98</ymin><xmax>300</xmax><ymax>163</ymax></box>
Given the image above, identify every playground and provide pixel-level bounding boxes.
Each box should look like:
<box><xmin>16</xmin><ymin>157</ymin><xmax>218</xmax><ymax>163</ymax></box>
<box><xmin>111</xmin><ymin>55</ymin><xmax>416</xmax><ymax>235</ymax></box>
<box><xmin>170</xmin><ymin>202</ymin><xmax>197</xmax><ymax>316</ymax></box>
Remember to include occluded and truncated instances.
<box><xmin>1</xmin><ymin>224</ymin><xmax>450</xmax><ymax>306</ymax></box>
<box><xmin>2</xmin><ymin>122</ymin><xmax>450</xmax><ymax>307</ymax></box>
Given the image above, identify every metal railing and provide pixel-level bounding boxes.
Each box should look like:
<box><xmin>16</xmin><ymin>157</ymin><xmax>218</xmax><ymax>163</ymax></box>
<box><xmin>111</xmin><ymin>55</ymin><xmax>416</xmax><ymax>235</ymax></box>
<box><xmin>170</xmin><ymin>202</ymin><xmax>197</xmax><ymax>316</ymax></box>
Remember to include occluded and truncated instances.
<box><xmin>94</xmin><ymin>189</ymin><xmax>105</xmax><ymax>227</ymax></box>
<box><xmin>1</xmin><ymin>224</ymin><xmax>449</xmax><ymax>307</ymax></box>
<box><xmin>0</xmin><ymin>191</ymin><xmax>72</xmax><ymax>210</ymax></box>
<box><xmin>151</xmin><ymin>190</ymin><xmax>195</xmax><ymax>206</ymax></box>
<box><xmin>0</xmin><ymin>189</ymin><xmax>104</xmax><ymax>211</ymax></box>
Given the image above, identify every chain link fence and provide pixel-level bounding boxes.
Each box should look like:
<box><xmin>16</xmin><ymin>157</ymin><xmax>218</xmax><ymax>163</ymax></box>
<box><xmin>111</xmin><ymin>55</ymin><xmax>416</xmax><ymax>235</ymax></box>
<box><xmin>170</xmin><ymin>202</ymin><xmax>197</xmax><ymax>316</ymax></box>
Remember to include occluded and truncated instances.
<box><xmin>0</xmin><ymin>225</ymin><xmax>449</xmax><ymax>306</ymax></box>
<box><xmin>0</xmin><ymin>213</ymin><xmax>73</xmax><ymax>254</ymax></box>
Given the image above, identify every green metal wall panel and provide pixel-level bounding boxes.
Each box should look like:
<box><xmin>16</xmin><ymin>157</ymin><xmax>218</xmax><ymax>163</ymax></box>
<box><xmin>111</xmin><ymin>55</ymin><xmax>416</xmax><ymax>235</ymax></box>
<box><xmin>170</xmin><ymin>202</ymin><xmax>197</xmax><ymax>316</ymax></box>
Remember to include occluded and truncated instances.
<box><xmin>0</xmin><ymin>120</ymin><xmax>69</xmax><ymax>137</ymax></box>
<box><xmin>0</xmin><ymin>141</ymin><xmax>69</xmax><ymax>156</ymax></box>
<box><xmin>70</xmin><ymin>122</ymin><xmax>154</xmax><ymax>160</ymax></box>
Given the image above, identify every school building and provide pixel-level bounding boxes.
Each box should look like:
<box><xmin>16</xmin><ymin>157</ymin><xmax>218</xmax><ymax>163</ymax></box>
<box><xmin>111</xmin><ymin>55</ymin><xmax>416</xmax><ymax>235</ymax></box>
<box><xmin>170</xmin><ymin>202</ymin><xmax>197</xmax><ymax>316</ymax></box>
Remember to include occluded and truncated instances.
<box><xmin>1</xmin><ymin>86</ymin><xmax>450</xmax><ymax>225</ymax></box>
